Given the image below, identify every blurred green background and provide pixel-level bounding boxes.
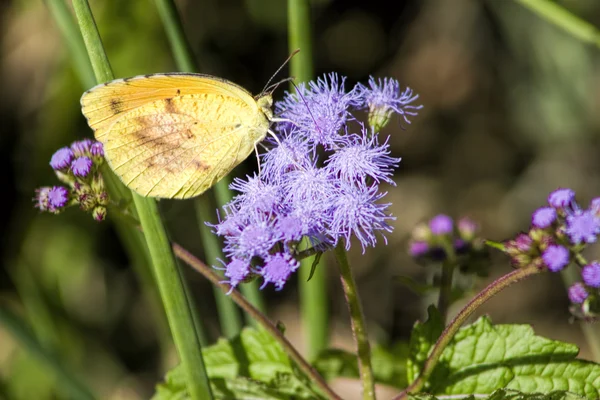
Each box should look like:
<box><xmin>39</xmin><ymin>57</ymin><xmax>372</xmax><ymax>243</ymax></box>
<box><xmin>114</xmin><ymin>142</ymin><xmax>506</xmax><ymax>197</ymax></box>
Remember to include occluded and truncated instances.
<box><xmin>2</xmin><ymin>0</ymin><xmax>600</xmax><ymax>398</ymax></box>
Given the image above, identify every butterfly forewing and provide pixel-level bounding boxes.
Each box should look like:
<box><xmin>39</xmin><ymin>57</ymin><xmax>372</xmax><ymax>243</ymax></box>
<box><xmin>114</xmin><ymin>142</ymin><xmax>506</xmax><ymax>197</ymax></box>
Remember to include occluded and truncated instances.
<box><xmin>80</xmin><ymin>74</ymin><xmax>270</xmax><ymax>199</ymax></box>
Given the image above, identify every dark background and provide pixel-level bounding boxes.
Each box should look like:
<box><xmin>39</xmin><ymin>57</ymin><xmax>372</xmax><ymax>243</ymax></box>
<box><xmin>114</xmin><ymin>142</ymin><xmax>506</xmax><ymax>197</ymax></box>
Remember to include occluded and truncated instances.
<box><xmin>1</xmin><ymin>0</ymin><xmax>600</xmax><ymax>398</ymax></box>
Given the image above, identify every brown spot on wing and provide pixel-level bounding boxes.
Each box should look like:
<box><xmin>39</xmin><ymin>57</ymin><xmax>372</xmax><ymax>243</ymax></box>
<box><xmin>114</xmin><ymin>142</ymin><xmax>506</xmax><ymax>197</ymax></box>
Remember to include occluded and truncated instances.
<box><xmin>110</xmin><ymin>98</ymin><xmax>123</xmax><ymax>113</ymax></box>
<box><xmin>193</xmin><ymin>160</ymin><xmax>210</xmax><ymax>171</ymax></box>
<box><xmin>164</xmin><ymin>98</ymin><xmax>177</xmax><ymax>114</ymax></box>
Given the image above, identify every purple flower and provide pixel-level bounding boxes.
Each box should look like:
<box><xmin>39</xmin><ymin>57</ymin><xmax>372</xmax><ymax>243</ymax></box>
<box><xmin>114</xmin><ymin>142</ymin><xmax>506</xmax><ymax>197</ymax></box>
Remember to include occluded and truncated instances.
<box><xmin>70</xmin><ymin>139</ymin><xmax>93</xmax><ymax>156</ymax></box>
<box><xmin>514</xmin><ymin>234</ymin><xmax>533</xmax><ymax>252</ymax></box>
<box><xmin>234</xmin><ymin>221</ymin><xmax>276</xmax><ymax>260</ymax></box>
<box><xmin>457</xmin><ymin>217</ymin><xmax>478</xmax><ymax>241</ymax></box>
<box><xmin>259</xmin><ymin>253</ymin><xmax>300</xmax><ymax>290</ymax></box>
<box><xmin>224</xmin><ymin>258</ymin><xmax>251</xmax><ymax>291</ymax></box>
<box><xmin>566</xmin><ymin>209</ymin><xmax>599</xmax><ymax>244</ymax></box>
<box><xmin>542</xmin><ymin>245</ymin><xmax>570</xmax><ymax>272</ymax></box>
<box><xmin>409</xmin><ymin>241</ymin><xmax>429</xmax><ymax>257</ymax></box>
<box><xmin>325</xmin><ymin>127</ymin><xmax>400</xmax><ymax>185</ymax></box>
<box><xmin>229</xmin><ymin>175</ymin><xmax>282</xmax><ymax>214</ymax></box>
<box><xmin>275</xmin><ymin>216</ymin><xmax>304</xmax><ymax>242</ymax></box>
<box><xmin>568</xmin><ymin>282</ymin><xmax>589</xmax><ymax>304</ymax></box>
<box><xmin>353</xmin><ymin>76</ymin><xmax>422</xmax><ymax>129</ymax></box>
<box><xmin>429</xmin><ymin>214</ymin><xmax>453</xmax><ymax>235</ymax></box>
<box><xmin>71</xmin><ymin>157</ymin><xmax>93</xmax><ymax>178</ymax></box>
<box><xmin>261</xmin><ymin>130</ymin><xmax>312</xmax><ymax>184</ymax></box>
<box><xmin>50</xmin><ymin>147</ymin><xmax>74</xmax><ymax>170</ymax></box>
<box><xmin>90</xmin><ymin>142</ymin><xmax>104</xmax><ymax>158</ymax></box>
<box><xmin>275</xmin><ymin>73</ymin><xmax>358</xmax><ymax>149</ymax></box>
<box><xmin>283</xmin><ymin>165</ymin><xmax>336</xmax><ymax>216</ymax></box>
<box><xmin>582</xmin><ymin>262</ymin><xmax>600</xmax><ymax>288</ymax></box>
<box><xmin>590</xmin><ymin>197</ymin><xmax>600</xmax><ymax>216</ymax></box>
<box><xmin>532</xmin><ymin>207</ymin><xmax>556</xmax><ymax>228</ymax></box>
<box><xmin>548</xmin><ymin>188</ymin><xmax>575</xmax><ymax>208</ymax></box>
<box><xmin>328</xmin><ymin>182</ymin><xmax>394</xmax><ymax>252</ymax></box>
<box><xmin>35</xmin><ymin>186</ymin><xmax>69</xmax><ymax>213</ymax></box>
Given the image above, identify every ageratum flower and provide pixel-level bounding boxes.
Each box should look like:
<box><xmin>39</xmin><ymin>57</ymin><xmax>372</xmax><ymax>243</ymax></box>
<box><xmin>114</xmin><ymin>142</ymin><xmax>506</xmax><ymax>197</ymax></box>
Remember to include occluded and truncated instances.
<box><xmin>212</xmin><ymin>73</ymin><xmax>422</xmax><ymax>290</ymax></box>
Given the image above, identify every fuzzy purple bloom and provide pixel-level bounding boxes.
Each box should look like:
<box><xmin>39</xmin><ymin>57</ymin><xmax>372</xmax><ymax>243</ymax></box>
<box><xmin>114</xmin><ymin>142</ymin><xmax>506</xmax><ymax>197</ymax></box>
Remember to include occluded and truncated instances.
<box><xmin>354</xmin><ymin>76</ymin><xmax>422</xmax><ymax>128</ymax></box>
<box><xmin>275</xmin><ymin>216</ymin><xmax>304</xmax><ymax>242</ymax></box>
<box><xmin>325</xmin><ymin>127</ymin><xmax>400</xmax><ymax>185</ymax></box>
<box><xmin>90</xmin><ymin>142</ymin><xmax>104</xmax><ymax>158</ymax></box>
<box><xmin>568</xmin><ymin>282</ymin><xmax>589</xmax><ymax>304</ymax></box>
<box><xmin>566</xmin><ymin>209</ymin><xmax>600</xmax><ymax>244</ymax></box>
<box><xmin>70</xmin><ymin>139</ymin><xmax>93</xmax><ymax>157</ymax></box>
<box><xmin>50</xmin><ymin>147</ymin><xmax>74</xmax><ymax>170</ymax></box>
<box><xmin>71</xmin><ymin>157</ymin><xmax>93</xmax><ymax>178</ymax></box>
<box><xmin>261</xmin><ymin>131</ymin><xmax>312</xmax><ymax>184</ymax></box>
<box><xmin>229</xmin><ymin>175</ymin><xmax>282</xmax><ymax>214</ymax></box>
<box><xmin>224</xmin><ymin>258</ymin><xmax>251</xmax><ymax>291</ymax></box>
<box><xmin>542</xmin><ymin>245</ymin><xmax>570</xmax><ymax>272</ymax></box>
<box><xmin>548</xmin><ymin>188</ymin><xmax>575</xmax><ymax>208</ymax></box>
<box><xmin>235</xmin><ymin>222</ymin><xmax>276</xmax><ymax>260</ymax></box>
<box><xmin>429</xmin><ymin>214</ymin><xmax>453</xmax><ymax>235</ymax></box>
<box><xmin>275</xmin><ymin>73</ymin><xmax>358</xmax><ymax>149</ymax></box>
<box><xmin>260</xmin><ymin>253</ymin><xmax>300</xmax><ymax>290</ymax></box>
<box><xmin>590</xmin><ymin>197</ymin><xmax>600</xmax><ymax>216</ymax></box>
<box><xmin>582</xmin><ymin>262</ymin><xmax>600</xmax><ymax>288</ymax></box>
<box><xmin>35</xmin><ymin>186</ymin><xmax>69</xmax><ymax>213</ymax></box>
<box><xmin>409</xmin><ymin>241</ymin><xmax>429</xmax><ymax>257</ymax></box>
<box><xmin>532</xmin><ymin>207</ymin><xmax>556</xmax><ymax>229</ymax></box>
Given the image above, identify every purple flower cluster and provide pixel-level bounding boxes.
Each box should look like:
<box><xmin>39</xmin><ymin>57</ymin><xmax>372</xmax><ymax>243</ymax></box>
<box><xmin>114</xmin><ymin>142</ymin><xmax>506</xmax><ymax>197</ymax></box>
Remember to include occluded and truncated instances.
<box><xmin>35</xmin><ymin>139</ymin><xmax>108</xmax><ymax>221</ymax></box>
<box><xmin>504</xmin><ymin>188</ymin><xmax>600</xmax><ymax>319</ymax></box>
<box><xmin>408</xmin><ymin>214</ymin><xmax>487</xmax><ymax>275</ymax></box>
<box><xmin>213</xmin><ymin>73</ymin><xmax>421</xmax><ymax>291</ymax></box>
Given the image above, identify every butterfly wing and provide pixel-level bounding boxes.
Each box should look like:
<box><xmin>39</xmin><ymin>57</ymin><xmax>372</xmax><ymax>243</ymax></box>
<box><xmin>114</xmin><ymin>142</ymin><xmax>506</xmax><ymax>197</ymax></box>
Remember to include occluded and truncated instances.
<box><xmin>81</xmin><ymin>74</ymin><xmax>270</xmax><ymax>199</ymax></box>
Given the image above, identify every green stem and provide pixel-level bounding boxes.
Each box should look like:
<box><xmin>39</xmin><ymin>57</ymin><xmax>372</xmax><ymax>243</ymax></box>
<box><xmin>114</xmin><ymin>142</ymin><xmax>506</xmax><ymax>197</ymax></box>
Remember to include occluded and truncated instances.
<box><xmin>334</xmin><ymin>243</ymin><xmax>375</xmax><ymax>400</ymax></box>
<box><xmin>72</xmin><ymin>1</ymin><xmax>212</xmax><ymax>398</ymax></box>
<box><xmin>437</xmin><ymin>241</ymin><xmax>457</xmax><ymax>323</ymax></box>
<box><xmin>561</xmin><ymin>255</ymin><xmax>600</xmax><ymax>362</ymax></box>
<box><xmin>392</xmin><ymin>264</ymin><xmax>542</xmax><ymax>399</ymax></box>
<box><xmin>194</xmin><ymin>197</ymin><xmax>243</xmax><ymax>338</ymax></box>
<box><xmin>288</xmin><ymin>0</ymin><xmax>328</xmax><ymax>361</ymax></box>
<box><xmin>514</xmin><ymin>0</ymin><xmax>600</xmax><ymax>48</ymax></box>
<box><xmin>172</xmin><ymin>243</ymin><xmax>343</xmax><ymax>400</ymax></box>
<box><xmin>0</xmin><ymin>305</ymin><xmax>96</xmax><ymax>400</ymax></box>
<box><xmin>154</xmin><ymin>0</ymin><xmax>264</xmax><ymax>325</ymax></box>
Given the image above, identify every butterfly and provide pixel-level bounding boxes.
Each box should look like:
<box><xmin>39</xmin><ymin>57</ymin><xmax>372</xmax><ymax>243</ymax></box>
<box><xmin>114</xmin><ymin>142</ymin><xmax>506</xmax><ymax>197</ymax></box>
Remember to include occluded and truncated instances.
<box><xmin>80</xmin><ymin>73</ymin><xmax>274</xmax><ymax>199</ymax></box>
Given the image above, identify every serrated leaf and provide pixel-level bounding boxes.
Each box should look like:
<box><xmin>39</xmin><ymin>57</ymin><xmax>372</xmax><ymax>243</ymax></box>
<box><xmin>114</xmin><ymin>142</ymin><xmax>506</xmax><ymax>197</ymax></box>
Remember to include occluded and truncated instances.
<box><xmin>313</xmin><ymin>342</ymin><xmax>409</xmax><ymax>388</ymax></box>
<box><xmin>152</xmin><ymin>328</ymin><xmax>325</xmax><ymax>400</ymax></box>
<box><xmin>422</xmin><ymin>317</ymin><xmax>600</xmax><ymax>399</ymax></box>
<box><xmin>407</xmin><ymin>305</ymin><xmax>444</xmax><ymax>384</ymax></box>
<box><xmin>408</xmin><ymin>388</ymin><xmax>586</xmax><ymax>400</ymax></box>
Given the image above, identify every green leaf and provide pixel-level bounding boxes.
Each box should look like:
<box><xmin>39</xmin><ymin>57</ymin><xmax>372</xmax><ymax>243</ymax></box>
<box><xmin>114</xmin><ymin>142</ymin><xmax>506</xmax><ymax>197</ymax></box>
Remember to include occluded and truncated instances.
<box><xmin>408</xmin><ymin>388</ymin><xmax>586</xmax><ymax>400</ymax></box>
<box><xmin>306</xmin><ymin>252</ymin><xmax>323</xmax><ymax>282</ymax></box>
<box><xmin>423</xmin><ymin>317</ymin><xmax>600</xmax><ymax>399</ymax></box>
<box><xmin>152</xmin><ymin>328</ymin><xmax>325</xmax><ymax>400</ymax></box>
<box><xmin>407</xmin><ymin>305</ymin><xmax>445</xmax><ymax>384</ymax></box>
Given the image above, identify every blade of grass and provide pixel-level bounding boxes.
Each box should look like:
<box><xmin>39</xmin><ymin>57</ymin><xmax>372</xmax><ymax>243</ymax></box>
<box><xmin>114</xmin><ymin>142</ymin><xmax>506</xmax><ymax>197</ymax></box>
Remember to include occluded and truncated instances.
<box><xmin>0</xmin><ymin>305</ymin><xmax>96</xmax><ymax>400</ymax></box>
<box><xmin>154</xmin><ymin>0</ymin><xmax>265</xmax><ymax>327</ymax></box>
<box><xmin>288</xmin><ymin>0</ymin><xmax>328</xmax><ymax>361</ymax></box>
<box><xmin>71</xmin><ymin>1</ymin><xmax>212</xmax><ymax>398</ymax></box>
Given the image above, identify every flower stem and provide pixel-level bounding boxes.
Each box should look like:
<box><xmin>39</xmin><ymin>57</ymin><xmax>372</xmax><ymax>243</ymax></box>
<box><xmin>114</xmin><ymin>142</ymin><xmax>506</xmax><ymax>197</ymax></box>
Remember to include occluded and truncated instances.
<box><xmin>392</xmin><ymin>264</ymin><xmax>542</xmax><ymax>400</ymax></box>
<box><xmin>437</xmin><ymin>241</ymin><xmax>457</xmax><ymax>323</ymax></box>
<box><xmin>334</xmin><ymin>243</ymin><xmax>375</xmax><ymax>400</ymax></box>
<box><xmin>172</xmin><ymin>243</ymin><xmax>343</xmax><ymax>400</ymax></box>
<box><xmin>154</xmin><ymin>0</ymin><xmax>264</xmax><ymax>326</ymax></box>
<box><xmin>0</xmin><ymin>305</ymin><xmax>96</xmax><ymax>400</ymax></box>
<box><xmin>72</xmin><ymin>1</ymin><xmax>212</xmax><ymax>398</ymax></box>
<box><xmin>288</xmin><ymin>0</ymin><xmax>329</xmax><ymax>361</ymax></box>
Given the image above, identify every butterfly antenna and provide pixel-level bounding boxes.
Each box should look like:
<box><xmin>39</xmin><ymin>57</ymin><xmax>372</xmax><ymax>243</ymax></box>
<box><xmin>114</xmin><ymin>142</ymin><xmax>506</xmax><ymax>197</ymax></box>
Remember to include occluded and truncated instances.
<box><xmin>264</xmin><ymin>77</ymin><xmax>295</xmax><ymax>95</ymax></box>
<box><xmin>261</xmin><ymin>49</ymin><xmax>300</xmax><ymax>94</ymax></box>
<box><xmin>290</xmin><ymin>81</ymin><xmax>323</xmax><ymax>137</ymax></box>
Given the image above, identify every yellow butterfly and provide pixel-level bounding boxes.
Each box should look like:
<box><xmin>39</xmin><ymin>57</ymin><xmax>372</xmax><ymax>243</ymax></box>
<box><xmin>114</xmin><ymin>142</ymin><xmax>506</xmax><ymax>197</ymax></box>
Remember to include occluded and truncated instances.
<box><xmin>80</xmin><ymin>73</ymin><xmax>273</xmax><ymax>199</ymax></box>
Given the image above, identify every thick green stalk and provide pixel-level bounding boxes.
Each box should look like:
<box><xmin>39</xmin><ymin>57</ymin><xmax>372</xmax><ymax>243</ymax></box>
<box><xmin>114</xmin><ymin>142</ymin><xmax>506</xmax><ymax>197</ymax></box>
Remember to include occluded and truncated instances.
<box><xmin>288</xmin><ymin>0</ymin><xmax>328</xmax><ymax>361</ymax></box>
<box><xmin>0</xmin><ymin>306</ymin><xmax>96</xmax><ymax>400</ymax></box>
<box><xmin>334</xmin><ymin>243</ymin><xmax>375</xmax><ymax>400</ymax></box>
<box><xmin>173</xmin><ymin>243</ymin><xmax>343</xmax><ymax>400</ymax></box>
<box><xmin>514</xmin><ymin>0</ymin><xmax>600</xmax><ymax>48</ymax></box>
<box><xmin>71</xmin><ymin>1</ymin><xmax>212</xmax><ymax>398</ymax></box>
<box><xmin>393</xmin><ymin>264</ymin><xmax>542</xmax><ymax>399</ymax></box>
<box><xmin>154</xmin><ymin>0</ymin><xmax>263</xmax><ymax>327</ymax></box>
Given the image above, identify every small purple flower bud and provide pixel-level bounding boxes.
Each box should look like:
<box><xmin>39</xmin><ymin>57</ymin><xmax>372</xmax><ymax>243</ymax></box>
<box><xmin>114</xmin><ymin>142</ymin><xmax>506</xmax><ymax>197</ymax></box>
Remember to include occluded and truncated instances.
<box><xmin>566</xmin><ymin>209</ymin><xmax>600</xmax><ymax>244</ymax></box>
<box><xmin>260</xmin><ymin>252</ymin><xmax>300</xmax><ymax>290</ymax></box>
<box><xmin>409</xmin><ymin>241</ymin><xmax>429</xmax><ymax>257</ymax></box>
<box><xmin>90</xmin><ymin>142</ymin><xmax>104</xmax><ymax>159</ymax></box>
<box><xmin>548</xmin><ymin>188</ymin><xmax>575</xmax><ymax>208</ymax></box>
<box><xmin>429</xmin><ymin>214</ymin><xmax>453</xmax><ymax>235</ymax></box>
<box><xmin>582</xmin><ymin>262</ymin><xmax>600</xmax><ymax>288</ymax></box>
<box><xmin>50</xmin><ymin>147</ymin><xmax>74</xmax><ymax>170</ymax></box>
<box><xmin>71</xmin><ymin>139</ymin><xmax>93</xmax><ymax>157</ymax></box>
<box><xmin>92</xmin><ymin>206</ymin><xmax>107</xmax><ymax>222</ymax></box>
<box><xmin>568</xmin><ymin>282</ymin><xmax>589</xmax><ymax>304</ymax></box>
<box><xmin>34</xmin><ymin>186</ymin><xmax>69</xmax><ymax>213</ymax></box>
<box><xmin>224</xmin><ymin>258</ymin><xmax>251</xmax><ymax>291</ymax></box>
<box><xmin>532</xmin><ymin>207</ymin><xmax>556</xmax><ymax>229</ymax></box>
<box><xmin>71</xmin><ymin>157</ymin><xmax>93</xmax><ymax>178</ymax></box>
<box><xmin>457</xmin><ymin>217</ymin><xmax>477</xmax><ymax>241</ymax></box>
<box><xmin>542</xmin><ymin>245</ymin><xmax>570</xmax><ymax>272</ymax></box>
<box><xmin>590</xmin><ymin>197</ymin><xmax>600</xmax><ymax>216</ymax></box>
<box><xmin>514</xmin><ymin>233</ymin><xmax>533</xmax><ymax>252</ymax></box>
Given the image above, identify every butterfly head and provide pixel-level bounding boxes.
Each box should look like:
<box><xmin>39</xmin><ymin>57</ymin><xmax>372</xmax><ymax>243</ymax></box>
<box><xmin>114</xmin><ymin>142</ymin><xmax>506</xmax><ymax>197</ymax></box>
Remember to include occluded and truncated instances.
<box><xmin>256</xmin><ymin>94</ymin><xmax>273</xmax><ymax>121</ymax></box>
